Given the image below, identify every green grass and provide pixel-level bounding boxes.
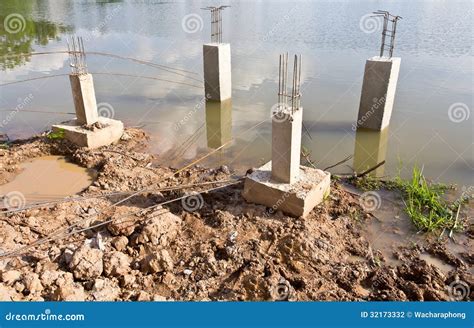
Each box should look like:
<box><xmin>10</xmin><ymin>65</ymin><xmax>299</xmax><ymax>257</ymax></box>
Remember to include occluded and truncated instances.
<box><xmin>392</xmin><ymin>166</ymin><xmax>458</xmax><ymax>232</ymax></box>
<box><xmin>47</xmin><ymin>129</ymin><xmax>65</xmax><ymax>140</ymax></box>
<box><xmin>349</xmin><ymin>165</ymin><xmax>464</xmax><ymax>233</ymax></box>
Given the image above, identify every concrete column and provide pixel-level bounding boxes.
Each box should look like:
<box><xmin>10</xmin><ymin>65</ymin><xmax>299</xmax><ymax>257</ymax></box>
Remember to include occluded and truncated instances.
<box><xmin>353</xmin><ymin>127</ymin><xmax>389</xmax><ymax>177</ymax></box>
<box><xmin>203</xmin><ymin>43</ymin><xmax>231</xmax><ymax>102</ymax></box>
<box><xmin>205</xmin><ymin>99</ymin><xmax>232</xmax><ymax>149</ymax></box>
<box><xmin>271</xmin><ymin>107</ymin><xmax>303</xmax><ymax>184</ymax></box>
<box><xmin>357</xmin><ymin>56</ymin><xmax>401</xmax><ymax>130</ymax></box>
<box><xmin>69</xmin><ymin>73</ymin><xmax>98</xmax><ymax>125</ymax></box>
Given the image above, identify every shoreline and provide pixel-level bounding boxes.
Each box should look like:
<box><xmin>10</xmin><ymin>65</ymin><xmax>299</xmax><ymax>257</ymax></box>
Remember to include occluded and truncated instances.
<box><xmin>0</xmin><ymin>128</ymin><xmax>472</xmax><ymax>301</ymax></box>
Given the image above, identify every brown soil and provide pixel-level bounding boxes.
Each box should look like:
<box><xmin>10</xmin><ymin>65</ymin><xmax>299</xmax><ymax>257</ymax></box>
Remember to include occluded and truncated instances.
<box><xmin>0</xmin><ymin>129</ymin><xmax>472</xmax><ymax>301</ymax></box>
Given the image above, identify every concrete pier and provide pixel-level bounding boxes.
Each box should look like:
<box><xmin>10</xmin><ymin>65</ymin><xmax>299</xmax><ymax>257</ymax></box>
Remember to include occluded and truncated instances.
<box><xmin>52</xmin><ymin>73</ymin><xmax>123</xmax><ymax>149</ymax></box>
<box><xmin>356</xmin><ymin>56</ymin><xmax>401</xmax><ymax>130</ymax></box>
<box><xmin>205</xmin><ymin>99</ymin><xmax>232</xmax><ymax>149</ymax></box>
<box><xmin>353</xmin><ymin>127</ymin><xmax>389</xmax><ymax>177</ymax></box>
<box><xmin>271</xmin><ymin>107</ymin><xmax>303</xmax><ymax>184</ymax></box>
<box><xmin>69</xmin><ymin>73</ymin><xmax>99</xmax><ymax>125</ymax></box>
<box><xmin>242</xmin><ymin>107</ymin><xmax>330</xmax><ymax>218</ymax></box>
<box><xmin>203</xmin><ymin>43</ymin><xmax>231</xmax><ymax>102</ymax></box>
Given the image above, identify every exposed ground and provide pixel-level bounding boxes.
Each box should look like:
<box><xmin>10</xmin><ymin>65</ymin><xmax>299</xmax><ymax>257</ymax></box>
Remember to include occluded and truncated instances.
<box><xmin>0</xmin><ymin>129</ymin><xmax>472</xmax><ymax>301</ymax></box>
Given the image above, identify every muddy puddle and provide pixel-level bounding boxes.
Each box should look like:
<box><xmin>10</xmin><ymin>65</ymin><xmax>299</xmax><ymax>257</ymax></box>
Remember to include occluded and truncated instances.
<box><xmin>0</xmin><ymin>156</ymin><xmax>96</xmax><ymax>206</ymax></box>
<box><xmin>345</xmin><ymin>186</ymin><xmax>471</xmax><ymax>274</ymax></box>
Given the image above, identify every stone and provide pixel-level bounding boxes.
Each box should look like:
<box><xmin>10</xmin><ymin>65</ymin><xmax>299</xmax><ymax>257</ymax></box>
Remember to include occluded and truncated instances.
<box><xmin>1</xmin><ymin>270</ymin><xmax>21</xmax><ymax>286</ymax></box>
<box><xmin>69</xmin><ymin>245</ymin><xmax>103</xmax><ymax>280</ymax></box>
<box><xmin>357</xmin><ymin>56</ymin><xmax>401</xmax><ymax>130</ymax></box>
<box><xmin>108</xmin><ymin>214</ymin><xmax>138</xmax><ymax>237</ymax></box>
<box><xmin>136</xmin><ymin>291</ymin><xmax>151</xmax><ymax>301</ymax></box>
<box><xmin>103</xmin><ymin>251</ymin><xmax>131</xmax><ymax>277</ymax></box>
<box><xmin>242</xmin><ymin>162</ymin><xmax>331</xmax><ymax>218</ymax></box>
<box><xmin>120</xmin><ymin>274</ymin><xmax>136</xmax><ymax>288</ymax></box>
<box><xmin>22</xmin><ymin>273</ymin><xmax>43</xmax><ymax>294</ymax></box>
<box><xmin>111</xmin><ymin>236</ymin><xmax>129</xmax><ymax>251</ymax></box>
<box><xmin>141</xmin><ymin>249</ymin><xmax>174</xmax><ymax>274</ymax></box>
<box><xmin>136</xmin><ymin>210</ymin><xmax>181</xmax><ymax>247</ymax></box>
<box><xmin>203</xmin><ymin>43</ymin><xmax>232</xmax><ymax>101</ymax></box>
<box><xmin>53</xmin><ymin>283</ymin><xmax>85</xmax><ymax>301</ymax></box>
<box><xmin>91</xmin><ymin>278</ymin><xmax>121</xmax><ymax>301</ymax></box>
<box><xmin>52</xmin><ymin>117</ymin><xmax>124</xmax><ymax>149</ymax></box>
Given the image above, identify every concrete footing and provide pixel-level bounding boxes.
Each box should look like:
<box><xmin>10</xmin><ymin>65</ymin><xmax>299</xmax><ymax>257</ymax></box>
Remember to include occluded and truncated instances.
<box><xmin>203</xmin><ymin>43</ymin><xmax>231</xmax><ymax>102</ymax></box>
<box><xmin>357</xmin><ymin>56</ymin><xmax>401</xmax><ymax>130</ymax></box>
<box><xmin>242</xmin><ymin>161</ymin><xmax>331</xmax><ymax>218</ymax></box>
<box><xmin>69</xmin><ymin>73</ymin><xmax>99</xmax><ymax>125</ymax></box>
<box><xmin>52</xmin><ymin>117</ymin><xmax>124</xmax><ymax>149</ymax></box>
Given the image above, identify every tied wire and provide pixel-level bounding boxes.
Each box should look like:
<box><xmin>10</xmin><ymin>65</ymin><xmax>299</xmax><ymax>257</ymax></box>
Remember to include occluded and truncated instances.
<box><xmin>278</xmin><ymin>53</ymin><xmax>302</xmax><ymax>115</ymax></box>
<box><xmin>371</xmin><ymin>10</ymin><xmax>402</xmax><ymax>58</ymax></box>
<box><xmin>67</xmin><ymin>36</ymin><xmax>88</xmax><ymax>75</ymax></box>
<box><xmin>202</xmin><ymin>6</ymin><xmax>230</xmax><ymax>43</ymax></box>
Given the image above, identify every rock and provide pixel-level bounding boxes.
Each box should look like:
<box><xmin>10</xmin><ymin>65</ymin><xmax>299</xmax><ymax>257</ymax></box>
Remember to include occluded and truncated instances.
<box><xmin>53</xmin><ymin>283</ymin><xmax>85</xmax><ymax>301</ymax></box>
<box><xmin>136</xmin><ymin>291</ymin><xmax>151</xmax><ymax>301</ymax></box>
<box><xmin>111</xmin><ymin>236</ymin><xmax>129</xmax><ymax>251</ymax></box>
<box><xmin>103</xmin><ymin>252</ymin><xmax>131</xmax><ymax>277</ymax></box>
<box><xmin>220</xmin><ymin>165</ymin><xmax>230</xmax><ymax>174</ymax></box>
<box><xmin>0</xmin><ymin>284</ymin><xmax>21</xmax><ymax>301</ymax></box>
<box><xmin>107</xmin><ymin>208</ymin><xmax>139</xmax><ymax>236</ymax></box>
<box><xmin>40</xmin><ymin>270</ymin><xmax>61</xmax><ymax>286</ymax></box>
<box><xmin>1</xmin><ymin>270</ymin><xmax>21</xmax><ymax>286</ymax></box>
<box><xmin>141</xmin><ymin>249</ymin><xmax>174</xmax><ymax>274</ymax></box>
<box><xmin>153</xmin><ymin>294</ymin><xmax>167</xmax><ymax>301</ymax></box>
<box><xmin>183</xmin><ymin>269</ymin><xmax>193</xmax><ymax>276</ymax></box>
<box><xmin>22</xmin><ymin>273</ymin><xmax>43</xmax><ymax>294</ymax></box>
<box><xmin>91</xmin><ymin>278</ymin><xmax>121</xmax><ymax>301</ymax></box>
<box><xmin>120</xmin><ymin>274</ymin><xmax>136</xmax><ymax>288</ymax></box>
<box><xmin>69</xmin><ymin>245</ymin><xmax>103</xmax><ymax>280</ymax></box>
<box><xmin>135</xmin><ymin>211</ymin><xmax>181</xmax><ymax>247</ymax></box>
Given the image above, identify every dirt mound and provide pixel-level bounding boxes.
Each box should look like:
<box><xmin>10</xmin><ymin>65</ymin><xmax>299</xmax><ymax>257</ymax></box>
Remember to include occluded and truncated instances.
<box><xmin>0</xmin><ymin>129</ymin><xmax>472</xmax><ymax>301</ymax></box>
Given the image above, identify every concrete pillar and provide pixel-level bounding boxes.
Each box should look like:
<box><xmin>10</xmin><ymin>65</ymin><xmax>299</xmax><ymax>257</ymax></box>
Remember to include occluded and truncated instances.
<box><xmin>69</xmin><ymin>73</ymin><xmax>98</xmax><ymax>125</ymax></box>
<box><xmin>271</xmin><ymin>108</ymin><xmax>303</xmax><ymax>184</ymax></box>
<box><xmin>203</xmin><ymin>43</ymin><xmax>231</xmax><ymax>102</ymax></box>
<box><xmin>353</xmin><ymin>127</ymin><xmax>389</xmax><ymax>177</ymax></box>
<box><xmin>205</xmin><ymin>99</ymin><xmax>232</xmax><ymax>149</ymax></box>
<box><xmin>357</xmin><ymin>56</ymin><xmax>400</xmax><ymax>130</ymax></box>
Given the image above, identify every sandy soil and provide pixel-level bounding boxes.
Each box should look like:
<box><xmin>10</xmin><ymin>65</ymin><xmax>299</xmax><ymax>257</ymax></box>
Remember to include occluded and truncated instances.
<box><xmin>0</xmin><ymin>129</ymin><xmax>472</xmax><ymax>301</ymax></box>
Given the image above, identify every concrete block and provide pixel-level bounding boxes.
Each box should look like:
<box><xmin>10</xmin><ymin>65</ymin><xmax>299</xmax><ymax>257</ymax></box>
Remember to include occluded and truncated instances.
<box><xmin>353</xmin><ymin>127</ymin><xmax>389</xmax><ymax>177</ymax></box>
<box><xmin>272</xmin><ymin>107</ymin><xmax>303</xmax><ymax>184</ymax></box>
<box><xmin>242</xmin><ymin>161</ymin><xmax>331</xmax><ymax>218</ymax></box>
<box><xmin>206</xmin><ymin>99</ymin><xmax>232</xmax><ymax>149</ymax></box>
<box><xmin>52</xmin><ymin>117</ymin><xmax>124</xmax><ymax>149</ymax></box>
<box><xmin>69</xmin><ymin>74</ymin><xmax>99</xmax><ymax>125</ymax></box>
<box><xmin>203</xmin><ymin>43</ymin><xmax>231</xmax><ymax>101</ymax></box>
<box><xmin>357</xmin><ymin>57</ymin><xmax>401</xmax><ymax>130</ymax></box>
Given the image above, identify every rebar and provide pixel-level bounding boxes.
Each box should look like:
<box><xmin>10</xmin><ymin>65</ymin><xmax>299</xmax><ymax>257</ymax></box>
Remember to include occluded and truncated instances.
<box><xmin>278</xmin><ymin>53</ymin><xmax>302</xmax><ymax>114</ymax></box>
<box><xmin>371</xmin><ymin>10</ymin><xmax>402</xmax><ymax>58</ymax></box>
<box><xmin>202</xmin><ymin>6</ymin><xmax>230</xmax><ymax>43</ymax></box>
<box><xmin>67</xmin><ymin>36</ymin><xmax>88</xmax><ymax>74</ymax></box>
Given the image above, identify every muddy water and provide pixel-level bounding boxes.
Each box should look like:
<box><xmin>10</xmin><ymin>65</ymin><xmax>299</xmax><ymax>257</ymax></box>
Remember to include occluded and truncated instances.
<box><xmin>0</xmin><ymin>156</ymin><xmax>96</xmax><ymax>205</ymax></box>
<box><xmin>1</xmin><ymin>0</ymin><xmax>472</xmax><ymax>186</ymax></box>
<box><xmin>358</xmin><ymin>187</ymin><xmax>471</xmax><ymax>274</ymax></box>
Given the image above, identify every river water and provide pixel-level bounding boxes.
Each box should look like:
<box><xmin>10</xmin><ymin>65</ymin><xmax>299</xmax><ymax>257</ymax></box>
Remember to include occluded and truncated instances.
<box><xmin>1</xmin><ymin>0</ymin><xmax>472</xmax><ymax>185</ymax></box>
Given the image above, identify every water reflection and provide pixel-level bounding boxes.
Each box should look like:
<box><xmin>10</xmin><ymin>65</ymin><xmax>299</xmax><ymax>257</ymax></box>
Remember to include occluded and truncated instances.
<box><xmin>0</xmin><ymin>0</ymin><xmax>71</xmax><ymax>70</ymax></box>
<box><xmin>205</xmin><ymin>99</ymin><xmax>232</xmax><ymax>149</ymax></box>
<box><xmin>353</xmin><ymin>127</ymin><xmax>389</xmax><ymax>177</ymax></box>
